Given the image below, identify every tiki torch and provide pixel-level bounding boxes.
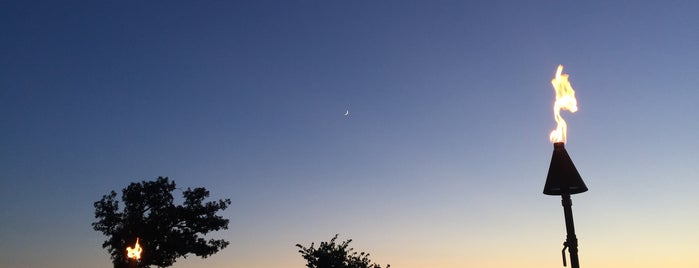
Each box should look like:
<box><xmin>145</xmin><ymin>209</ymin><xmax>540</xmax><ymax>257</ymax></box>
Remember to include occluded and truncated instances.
<box><xmin>544</xmin><ymin>65</ymin><xmax>587</xmax><ymax>268</ymax></box>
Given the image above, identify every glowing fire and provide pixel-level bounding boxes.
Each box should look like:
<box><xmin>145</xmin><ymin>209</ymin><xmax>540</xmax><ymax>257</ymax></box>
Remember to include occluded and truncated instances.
<box><xmin>126</xmin><ymin>238</ymin><xmax>143</xmax><ymax>260</ymax></box>
<box><xmin>549</xmin><ymin>65</ymin><xmax>578</xmax><ymax>143</ymax></box>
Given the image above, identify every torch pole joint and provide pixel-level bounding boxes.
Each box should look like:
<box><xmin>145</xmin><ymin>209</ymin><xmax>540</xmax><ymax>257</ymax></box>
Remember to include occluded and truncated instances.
<box><xmin>561</xmin><ymin>193</ymin><xmax>580</xmax><ymax>268</ymax></box>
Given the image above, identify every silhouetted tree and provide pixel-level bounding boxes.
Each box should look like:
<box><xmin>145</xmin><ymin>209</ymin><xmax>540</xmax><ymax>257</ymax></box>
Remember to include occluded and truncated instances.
<box><xmin>296</xmin><ymin>234</ymin><xmax>390</xmax><ymax>268</ymax></box>
<box><xmin>92</xmin><ymin>177</ymin><xmax>231</xmax><ymax>268</ymax></box>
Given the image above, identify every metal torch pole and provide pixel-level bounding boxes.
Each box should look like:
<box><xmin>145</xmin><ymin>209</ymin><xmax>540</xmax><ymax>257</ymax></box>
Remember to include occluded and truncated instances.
<box><xmin>561</xmin><ymin>193</ymin><xmax>580</xmax><ymax>268</ymax></box>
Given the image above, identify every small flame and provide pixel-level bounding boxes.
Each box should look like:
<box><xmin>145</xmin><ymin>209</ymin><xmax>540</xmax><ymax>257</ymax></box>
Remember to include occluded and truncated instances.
<box><xmin>126</xmin><ymin>237</ymin><xmax>142</xmax><ymax>260</ymax></box>
<box><xmin>549</xmin><ymin>65</ymin><xmax>578</xmax><ymax>143</ymax></box>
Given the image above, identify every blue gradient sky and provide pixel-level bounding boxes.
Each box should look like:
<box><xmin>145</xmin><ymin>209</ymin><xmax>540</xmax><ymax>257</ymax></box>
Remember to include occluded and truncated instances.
<box><xmin>1</xmin><ymin>1</ymin><xmax>698</xmax><ymax>267</ymax></box>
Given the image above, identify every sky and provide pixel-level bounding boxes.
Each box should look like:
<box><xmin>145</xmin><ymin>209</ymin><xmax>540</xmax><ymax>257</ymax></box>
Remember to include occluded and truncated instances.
<box><xmin>1</xmin><ymin>1</ymin><xmax>698</xmax><ymax>267</ymax></box>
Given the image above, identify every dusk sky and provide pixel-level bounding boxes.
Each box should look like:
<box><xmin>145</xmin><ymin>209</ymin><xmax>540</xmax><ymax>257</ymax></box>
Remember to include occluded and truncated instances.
<box><xmin>1</xmin><ymin>1</ymin><xmax>698</xmax><ymax>267</ymax></box>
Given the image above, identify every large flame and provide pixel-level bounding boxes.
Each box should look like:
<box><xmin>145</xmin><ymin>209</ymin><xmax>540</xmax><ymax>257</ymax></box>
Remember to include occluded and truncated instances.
<box><xmin>126</xmin><ymin>237</ymin><xmax>143</xmax><ymax>260</ymax></box>
<box><xmin>549</xmin><ymin>65</ymin><xmax>578</xmax><ymax>143</ymax></box>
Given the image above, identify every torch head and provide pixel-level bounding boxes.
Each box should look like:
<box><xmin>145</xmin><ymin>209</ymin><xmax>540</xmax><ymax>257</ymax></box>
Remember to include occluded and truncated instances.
<box><xmin>544</xmin><ymin>142</ymin><xmax>588</xmax><ymax>195</ymax></box>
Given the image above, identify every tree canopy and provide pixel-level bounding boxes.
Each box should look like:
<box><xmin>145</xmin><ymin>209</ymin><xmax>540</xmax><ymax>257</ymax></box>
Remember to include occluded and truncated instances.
<box><xmin>296</xmin><ymin>234</ymin><xmax>390</xmax><ymax>268</ymax></box>
<box><xmin>92</xmin><ymin>177</ymin><xmax>231</xmax><ymax>268</ymax></box>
